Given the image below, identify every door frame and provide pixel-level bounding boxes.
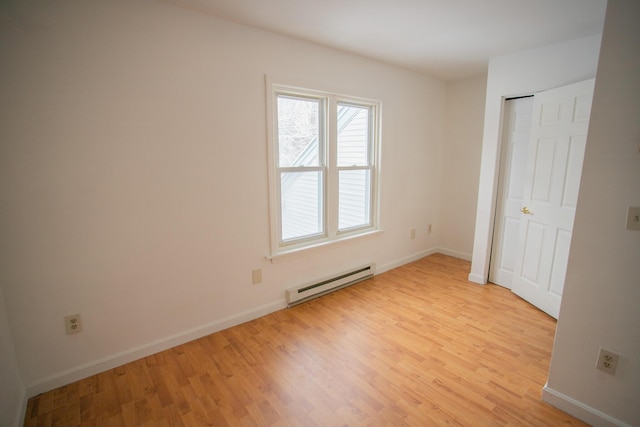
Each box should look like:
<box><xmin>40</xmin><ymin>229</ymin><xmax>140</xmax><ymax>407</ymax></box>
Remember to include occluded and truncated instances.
<box><xmin>468</xmin><ymin>38</ymin><xmax>600</xmax><ymax>286</ymax></box>
<box><xmin>470</xmin><ymin>92</ymin><xmax>535</xmax><ymax>285</ymax></box>
<box><xmin>488</xmin><ymin>95</ymin><xmax>534</xmax><ymax>288</ymax></box>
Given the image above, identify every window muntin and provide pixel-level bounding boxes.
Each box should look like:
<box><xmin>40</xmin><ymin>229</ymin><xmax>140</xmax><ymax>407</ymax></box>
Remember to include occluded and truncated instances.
<box><xmin>269</xmin><ymin>83</ymin><xmax>380</xmax><ymax>255</ymax></box>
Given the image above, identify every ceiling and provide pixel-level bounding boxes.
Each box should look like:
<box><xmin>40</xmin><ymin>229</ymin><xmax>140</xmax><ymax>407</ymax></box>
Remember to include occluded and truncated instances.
<box><xmin>169</xmin><ymin>0</ymin><xmax>607</xmax><ymax>81</ymax></box>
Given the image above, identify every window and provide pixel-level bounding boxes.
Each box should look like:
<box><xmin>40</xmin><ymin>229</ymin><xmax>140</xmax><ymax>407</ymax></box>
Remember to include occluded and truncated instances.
<box><xmin>267</xmin><ymin>82</ymin><xmax>381</xmax><ymax>257</ymax></box>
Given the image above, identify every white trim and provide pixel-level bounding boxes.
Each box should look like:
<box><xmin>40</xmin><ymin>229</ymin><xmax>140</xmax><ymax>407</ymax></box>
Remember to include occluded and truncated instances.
<box><xmin>542</xmin><ymin>385</ymin><xmax>632</xmax><ymax>427</ymax></box>
<box><xmin>24</xmin><ymin>299</ymin><xmax>287</xmax><ymax>398</ymax></box>
<box><xmin>385</xmin><ymin>247</ymin><xmax>481</xmax><ymax>283</ymax></box>
<box><xmin>468</xmin><ymin>273</ymin><xmax>487</xmax><ymax>284</ymax></box>
<box><xmin>376</xmin><ymin>248</ymin><xmax>438</xmax><ymax>274</ymax></box>
<box><xmin>266</xmin><ymin>229</ymin><xmax>383</xmax><ymax>263</ymax></box>
<box><xmin>376</xmin><ymin>248</ymin><xmax>472</xmax><ymax>275</ymax></box>
<box><xmin>265</xmin><ymin>74</ymin><xmax>280</xmax><ymax>256</ymax></box>
<box><xmin>436</xmin><ymin>247</ymin><xmax>472</xmax><ymax>261</ymax></box>
<box><xmin>14</xmin><ymin>387</ymin><xmax>27</xmax><ymax>427</ymax></box>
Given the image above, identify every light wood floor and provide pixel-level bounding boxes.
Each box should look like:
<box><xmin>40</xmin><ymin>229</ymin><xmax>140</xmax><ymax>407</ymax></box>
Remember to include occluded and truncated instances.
<box><xmin>25</xmin><ymin>254</ymin><xmax>587</xmax><ymax>426</ymax></box>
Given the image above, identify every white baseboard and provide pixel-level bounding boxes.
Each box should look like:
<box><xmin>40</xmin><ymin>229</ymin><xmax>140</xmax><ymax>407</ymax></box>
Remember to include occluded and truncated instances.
<box><xmin>468</xmin><ymin>273</ymin><xmax>487</xmax><ymax>284</ymax></box>
<box><xmin>23</xmin><ymin>247</ymin><xmax>473</xmax><ymax>400</ymax></box>
<box><xmin>436</xmin><ymin>247</ymin><xmax>472</xmax><ymax>261</ymax></box>
<box><xmin>14</xmin><ymin>387</ymin><xmax>27</xmax><ymax>427</ymax></box>
<box><xmin>377</xmin><ymin>247</ymin><xmax>472</xmax><ymax>275</ymax></box>
<box><xmin>542</xmin><ymin>385</ymin><xmax>631</xmax><ymax>427</ymax></box>
<box><xmin>25</xmin><ymin>299</ymin><xmax>287</xmax><ymax>398</ymax></box>
<box><xmin>376</xmin><ymin>248</ymin><xmax>438</xmax><ymax>274</ymax></box>
<box><xmin>381</xmin><ymin>246</ymin><xmax>480</xmax><ymax>284</ymax></box>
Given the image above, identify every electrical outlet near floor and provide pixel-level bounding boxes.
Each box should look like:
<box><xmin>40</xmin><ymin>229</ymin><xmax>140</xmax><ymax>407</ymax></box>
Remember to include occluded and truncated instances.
<box><xmin>596</xmin><ymin>347</ymin><xmax>620</xmax><ymax>374</ymax></box>
<box><xmin>410</xmin><ymin>229</ymin><xmax>416</xmax><ymax>240</ymax></box>
<box><xmin>64</xmin><ymin>314</ymin><xmax>82</xmax><ymax>335</ymax></box>
<box><xmin>626</xmin><ymin>206</ymin><xmax>640</xmax><ymax>230</ymax></box>
<box><xmin>252</xmin><ymin>268</ymin><xmax>262</xmax><ymax>285</ymax></box>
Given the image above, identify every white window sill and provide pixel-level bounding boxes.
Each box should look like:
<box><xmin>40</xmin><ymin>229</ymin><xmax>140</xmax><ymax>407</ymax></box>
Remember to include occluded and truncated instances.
<box><xmin>265</xmin><ymin>229</ymin><xmax>383</xmax><ymax>264</ymax></box>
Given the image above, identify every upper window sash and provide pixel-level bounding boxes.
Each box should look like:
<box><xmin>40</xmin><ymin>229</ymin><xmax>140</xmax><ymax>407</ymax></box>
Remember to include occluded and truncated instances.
<box><xmin>275</xmin><ymin>93</ymin><xmax>326</xmax><ymax>169</ymax></box>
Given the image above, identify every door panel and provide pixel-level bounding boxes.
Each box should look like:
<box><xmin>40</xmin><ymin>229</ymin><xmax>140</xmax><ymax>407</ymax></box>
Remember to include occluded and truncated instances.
<box><xmin>500</xmin><ymin>218</ymin><xmax>520</xmax><ymax>269</ymax></box>
<box><xmin>549</xmin><ymin>229</ymin><xmax>572</xmax><ymax>296</ymax></box>
<box><xmin>531</xmin><ymin>137</ymin><xmax>556</xmax><ymax>202</ymax></box>
<box><xmin>508</xmin><ymin>142</ymin><xmax>528</xmax><ymax>200</ymax></box>
<box><xmin>511</xmin><ymin>78</ymin><xmax>595</xmax><ymax>318</ymax></box>
<box><xmin>562</xmin><ymin>136</ymin><xmax>586</xmax><ymax>207</ymax></box>
<box><xmin>573</xmin><ymin>94</ymin><xmax>593</xmax><ymax>122</ymax></box>
<box><xmin>521</xmin><ymin>220</ymin><xmax>545</xmax><ymax>283</ymax></box>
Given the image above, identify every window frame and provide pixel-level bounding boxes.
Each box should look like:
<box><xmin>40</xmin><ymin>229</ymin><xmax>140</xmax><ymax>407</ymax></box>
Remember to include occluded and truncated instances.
<box><xmin>266</xmin><ymin>79</ymin><xmax>382</xmax><ymax>259</ymax></box>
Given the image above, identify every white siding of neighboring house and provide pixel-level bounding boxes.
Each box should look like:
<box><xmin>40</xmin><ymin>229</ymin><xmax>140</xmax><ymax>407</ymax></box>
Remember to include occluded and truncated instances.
<box><xmin>281</xmin><ymin>171</ymin><xmax>323</xmax><ymax>241</ymax></box>
<box><xmin>281</xmin><ymin>107</ymin><xmax>372</xmax><ymax>241</ymax></box>
<box><xmin>337</xmin><ymin>108</ymin><xmax>371</xmax><ymax>230</ymax></box>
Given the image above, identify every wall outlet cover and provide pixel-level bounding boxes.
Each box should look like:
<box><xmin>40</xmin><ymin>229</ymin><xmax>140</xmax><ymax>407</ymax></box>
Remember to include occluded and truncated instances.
<box><xmin>252</xmin><ymin>268</ymin><xmax>262</xmax><ymax>284</ymax></box>
<box><xmin>64</xmin><ymin>314</ymin><xmax>82</xmax><ymax>335</ymax></box>
<box><xmin>626</xmin><ymin>206</ymin><xmax>640</xmax><ymax>230</ymax></box>
<box><xmin>596</xmin><ymin>347</ymin><xmax>619</xmax><ymax>374</ymax></box>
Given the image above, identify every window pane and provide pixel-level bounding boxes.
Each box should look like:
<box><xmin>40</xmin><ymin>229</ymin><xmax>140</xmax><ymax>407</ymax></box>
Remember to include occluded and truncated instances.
<box><xmin>339</xmin><ymin>169</ymin><xmax>371</xmax><ymax>230</ymax></box>
<box><xmin>281</xmin><ymin>171</ymin><xmax>324</xmax><ymax>241</ymax></box>
<box><xmin>337</xmin><ymin>104</ymin><xmax>369</xmax><ymax>167</ymax></box>
<box><xmin>277</xmin><ymin>96</ymin><xmax>320</xmax><ymax>167</ymax></box>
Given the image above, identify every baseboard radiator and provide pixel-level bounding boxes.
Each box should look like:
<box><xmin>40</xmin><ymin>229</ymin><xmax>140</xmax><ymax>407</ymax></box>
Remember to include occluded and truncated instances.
<box><xmin>286</xmin><ymin>263</ymin><xmax>376</xmax><ymax>307</ymax></box>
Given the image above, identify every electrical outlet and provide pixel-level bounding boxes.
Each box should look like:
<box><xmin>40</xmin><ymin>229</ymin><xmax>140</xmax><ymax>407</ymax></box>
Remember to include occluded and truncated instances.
<box><xmin>625</xmin><ymin>206</ymin><xmax>640</xmax><ymax>230</ymax></box>
<box><xmin>596</xmin><ymin>348</ymin><xmax>619</xmax><ymax>374</ymax></box>
<box><xmin>410</xmin><ymin>229</ymin><xmax>416</xmax><ymax>240</ymax></box>
<box><xmin>64</xmin><ymin>314</ymin><xmax>82</xmax><ymax>334</ymax></box>
<box><xmin>252</xmin><ymin>268</ymin><xmax>262</xmax><ymax>284</ymax></box>
<box><xmin>428</xmin><ymin>224</ymin><xmax>432</xmax><ymax>234</ymax></box>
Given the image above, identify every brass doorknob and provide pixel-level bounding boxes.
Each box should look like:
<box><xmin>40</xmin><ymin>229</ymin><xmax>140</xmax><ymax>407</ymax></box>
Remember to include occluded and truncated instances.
<box><xmin>521</xmin><ymin>206</ymin><xmax>532</xmax><ymax>215</ymax></box>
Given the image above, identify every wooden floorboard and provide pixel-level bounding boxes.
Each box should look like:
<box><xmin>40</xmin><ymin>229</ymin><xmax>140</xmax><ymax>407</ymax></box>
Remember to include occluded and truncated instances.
<box><xmin>24</xmin><ymin>254</ymin><xmax>587</xmax><ymax>426</ymax></box>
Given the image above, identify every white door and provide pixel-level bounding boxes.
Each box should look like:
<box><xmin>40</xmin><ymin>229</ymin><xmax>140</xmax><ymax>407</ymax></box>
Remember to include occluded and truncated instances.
<box><xmin>511</xmin><ymin>79</ymin><xmax>595</xmax><ymax>319</ymax></box>
<box><xmin>489</xmin><ymin>97</ymin><xmax>533</xmax><ymax>287</ymax></box>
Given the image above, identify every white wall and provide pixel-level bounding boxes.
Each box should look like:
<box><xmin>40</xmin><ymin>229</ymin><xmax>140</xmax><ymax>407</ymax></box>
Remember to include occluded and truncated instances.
<box><xmin>0</xmin><ymin>0</ymin><xmax>446</xmax><ymax>406</ymax></box>
<box><xmin>543</xmin><ymin>1</ymin><xmax>640</xmax><ymax>425</ymax></box>
<box><xmin>468</xmin><ymin>35</ymin><xmax>602</xmax><ymax>284</ymax></box>
<box><xmin>440</xmin><ymin>75</ymin><xmax>487</xmax><ymax>259</ymax></box>
<box><xmin>0</xmin><ymin>287</ymin><xmax>24</xmax><ymax>427</ymax></box>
